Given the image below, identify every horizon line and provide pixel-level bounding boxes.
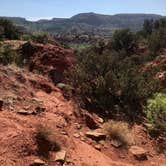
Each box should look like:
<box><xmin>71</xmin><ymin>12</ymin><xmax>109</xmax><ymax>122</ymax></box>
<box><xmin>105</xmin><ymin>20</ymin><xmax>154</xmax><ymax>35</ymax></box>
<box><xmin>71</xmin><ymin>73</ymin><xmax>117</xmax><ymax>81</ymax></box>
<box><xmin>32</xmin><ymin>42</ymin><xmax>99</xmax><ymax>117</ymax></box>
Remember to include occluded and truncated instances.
<box><xmin>1</xmin><ymin>12</ymin><xmax>165</xmax><ymax>22</ymax></box>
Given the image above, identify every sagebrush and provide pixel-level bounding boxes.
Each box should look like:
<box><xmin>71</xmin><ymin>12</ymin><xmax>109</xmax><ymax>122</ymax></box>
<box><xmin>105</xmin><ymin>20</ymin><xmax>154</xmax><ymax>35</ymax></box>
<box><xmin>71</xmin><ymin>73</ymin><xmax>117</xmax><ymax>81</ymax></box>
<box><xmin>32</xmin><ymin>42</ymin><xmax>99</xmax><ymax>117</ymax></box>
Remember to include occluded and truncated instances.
<box><xmin>144</xmin><ymin>93</ymin><xmax>166</xmax><ymax>134</ymax></box>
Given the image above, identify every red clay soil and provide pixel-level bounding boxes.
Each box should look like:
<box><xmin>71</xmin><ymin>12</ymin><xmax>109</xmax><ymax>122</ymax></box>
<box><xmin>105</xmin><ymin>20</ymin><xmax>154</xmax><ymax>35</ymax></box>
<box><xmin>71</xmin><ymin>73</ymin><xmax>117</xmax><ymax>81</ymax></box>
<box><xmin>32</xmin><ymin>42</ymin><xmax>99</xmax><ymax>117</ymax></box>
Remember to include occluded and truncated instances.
<box><xmin>0</xmin><ymin>65</ymin><xmax>165</xmax><ymax>166</ymax></box>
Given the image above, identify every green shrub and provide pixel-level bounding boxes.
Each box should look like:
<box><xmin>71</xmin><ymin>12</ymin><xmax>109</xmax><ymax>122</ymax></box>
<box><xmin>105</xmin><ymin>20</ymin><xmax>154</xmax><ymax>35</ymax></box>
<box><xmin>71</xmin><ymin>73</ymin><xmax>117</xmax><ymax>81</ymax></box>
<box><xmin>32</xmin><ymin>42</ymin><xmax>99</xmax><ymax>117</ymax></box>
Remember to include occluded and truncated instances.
<box><xmin>0</xmin><ymin>19</ymin><xmax>21</xmax><ymax>40</ymax></box>
<box><xmin>21</xmin><ymin>34</ymin><xmax>33</xmax><ymax>41</ymax></box>
<box><xmin>138</xmin><ymin>18</ymin><xmax>166</xmax><ymax>56</ymax></box>
<box><xmin>148</xmin><ymin>28</ymin><xmax>166</xmax><ymax>56</ymax></box>
<box><xmin>111</xmin><ymin>29</ymin><xmax>137</xmax><ymax>55</ymax></box>
<box><xmin>66</xmin><ymin>43</ymin><xmax>161</xmax><ymax>119</ymax></box>
<box><xmin>142</xmin><ymin>19</ymin><xmax>154</xmax><ymax>37</ymax></box>
<box><xmin>144</xmin><ymin>93</ymin><xmax>166</xmax><ymax>134</ymax></box>
<box><xmin>0</xmin><ymin>46</ymin><xmax>17</xmax><ymax>65</ymax></box>
<box><xmin>32</xmin><ymin>32</ymin><xmax>49</xmax><ymax>44</ymax></box>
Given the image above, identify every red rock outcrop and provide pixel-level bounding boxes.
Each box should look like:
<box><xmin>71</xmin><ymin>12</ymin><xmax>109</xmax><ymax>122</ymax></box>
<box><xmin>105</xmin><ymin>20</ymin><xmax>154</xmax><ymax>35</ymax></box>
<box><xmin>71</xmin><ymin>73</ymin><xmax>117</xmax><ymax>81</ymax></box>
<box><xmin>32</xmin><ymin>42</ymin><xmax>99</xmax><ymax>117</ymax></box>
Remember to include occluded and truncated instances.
<box><xmin>20</xmin><ymin>42</ymin><xmax>74</xmax><ymax>84</ymax></box>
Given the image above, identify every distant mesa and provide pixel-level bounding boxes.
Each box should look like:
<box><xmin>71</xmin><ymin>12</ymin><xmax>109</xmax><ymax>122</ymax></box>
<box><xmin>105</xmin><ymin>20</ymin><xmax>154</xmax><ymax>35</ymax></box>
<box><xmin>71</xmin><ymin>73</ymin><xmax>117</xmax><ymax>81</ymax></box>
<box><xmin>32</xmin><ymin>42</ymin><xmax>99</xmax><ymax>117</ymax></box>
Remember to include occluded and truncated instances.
<box><xmin>0</xmin><ymin>12</ymin><xmax>164</xmax><ymax>35</ymax></box>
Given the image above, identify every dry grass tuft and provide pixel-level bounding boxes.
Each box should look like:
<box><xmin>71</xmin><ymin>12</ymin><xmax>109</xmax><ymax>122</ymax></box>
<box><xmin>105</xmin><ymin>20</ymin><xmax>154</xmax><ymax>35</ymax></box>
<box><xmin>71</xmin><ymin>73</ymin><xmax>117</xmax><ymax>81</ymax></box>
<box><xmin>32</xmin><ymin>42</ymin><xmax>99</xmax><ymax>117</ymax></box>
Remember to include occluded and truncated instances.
<box><xmin>103</xmin><ymin>120</ymin><xmax>133</xmax><ymax>146</ymax></box>
<box><xmin>35</xmin><ymin>124</ymin><xmax>61</xmax><ymax>158</ymax></box>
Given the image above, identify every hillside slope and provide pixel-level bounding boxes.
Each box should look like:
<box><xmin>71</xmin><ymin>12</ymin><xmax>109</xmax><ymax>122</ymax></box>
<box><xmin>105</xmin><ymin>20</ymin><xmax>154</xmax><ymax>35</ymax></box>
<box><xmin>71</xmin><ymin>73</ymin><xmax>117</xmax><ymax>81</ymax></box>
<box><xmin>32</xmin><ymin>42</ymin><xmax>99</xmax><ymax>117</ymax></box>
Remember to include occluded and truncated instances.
<box><xmin>0</xmin><ymin>65</ymin><xmax>131</xmax><ymax>166</ymax></box>
<box><xmin>0</xmin><ymin>65</ymin><xmax>166</xmax><ymax>166</ymax></box>
<box><xmin>1</xmin><ymin>13</ymin><xmax>164</xmax><ymax>35</ymax></box>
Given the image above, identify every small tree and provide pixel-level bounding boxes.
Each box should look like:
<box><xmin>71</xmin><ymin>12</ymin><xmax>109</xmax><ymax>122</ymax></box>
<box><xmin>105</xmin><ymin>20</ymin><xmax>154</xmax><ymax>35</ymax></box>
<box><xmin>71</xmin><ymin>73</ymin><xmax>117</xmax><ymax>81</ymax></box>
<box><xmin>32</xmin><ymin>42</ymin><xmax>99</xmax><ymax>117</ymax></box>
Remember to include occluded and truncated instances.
<box><xmin>0</xmin><ymin>19</ymin><xmax>21</xmax><ymax>40</ymax></box>
<box><xmin>143</xmin><ymin>19</ymin><xmax>154</xmax><ymax>36</ymax></box>
<box><xmin>148</xmin><ymin>28</ymin><xmax>166</xmax><ymax>56</ymax></box>
<box><xmin>112</xmin><ymin>29</ymin><xmax>137</xmax><ymax>55</ymax></box>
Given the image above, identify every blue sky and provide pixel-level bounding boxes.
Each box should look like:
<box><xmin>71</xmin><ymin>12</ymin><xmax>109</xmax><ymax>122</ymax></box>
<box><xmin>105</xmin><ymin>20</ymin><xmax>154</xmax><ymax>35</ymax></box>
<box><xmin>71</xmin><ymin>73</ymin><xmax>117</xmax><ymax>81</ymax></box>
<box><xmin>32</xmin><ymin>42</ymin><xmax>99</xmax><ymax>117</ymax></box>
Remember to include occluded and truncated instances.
<box><xmin>0</xmin><ymin>0</ymin><xmax>166</xmax><ymax>21</ymax></box>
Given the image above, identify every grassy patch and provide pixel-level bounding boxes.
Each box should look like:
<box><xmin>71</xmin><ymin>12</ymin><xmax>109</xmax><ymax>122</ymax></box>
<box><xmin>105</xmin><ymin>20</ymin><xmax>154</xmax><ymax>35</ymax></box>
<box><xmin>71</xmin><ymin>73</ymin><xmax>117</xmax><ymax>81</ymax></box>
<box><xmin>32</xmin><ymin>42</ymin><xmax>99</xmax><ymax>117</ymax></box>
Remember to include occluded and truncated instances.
<box><xmin>103</xmin><ymin>120</ymin><xmax>133</xmax><ymax>146</ymax></box>
<box><xmin>35</xmin><ymin>124</ymin><xmax>61</xmax><ymax>158</ymax></box>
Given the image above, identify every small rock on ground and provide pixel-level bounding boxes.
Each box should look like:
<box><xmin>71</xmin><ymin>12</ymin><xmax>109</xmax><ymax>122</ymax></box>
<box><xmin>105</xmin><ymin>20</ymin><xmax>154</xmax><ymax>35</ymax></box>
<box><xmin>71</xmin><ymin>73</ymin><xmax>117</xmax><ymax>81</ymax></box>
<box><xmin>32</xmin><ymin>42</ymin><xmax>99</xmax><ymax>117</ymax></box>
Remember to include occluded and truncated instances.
<box><xmin>55</xmin><ymin>150</ymin><xmax>66</xmax><ymax>163</ymax></box>
<box><xmin>111</xmin><ymin>139</ymin><xmax>123</xmax><ymax>148</ymax></box>
<box><xmin>30</xmin><ymin>159</ymin><xmax>46</xmax><ymax>166</ymax></box>
<box><xmin>94</xmin><ymin>144</ymin><xmax>102</xmax><ymax>151</ymax></box>
<box><xmin>129</xmin><ymin>146</ymin><xmax>148</xmax><ymax>160</ymax></box>
<box><xmin>85</xmin><ymin>130</ymin><xmax>106</xmax><ymax>141</ymax></box>
<box><xmin>17</xmin><ymin>109</ymin><xmax>34</xmax><ymax>115</ymax></box>
<box><xmin>73</xmin><ymin>133</ymin><xmax>80</xmax><ymax>138</ymax></box>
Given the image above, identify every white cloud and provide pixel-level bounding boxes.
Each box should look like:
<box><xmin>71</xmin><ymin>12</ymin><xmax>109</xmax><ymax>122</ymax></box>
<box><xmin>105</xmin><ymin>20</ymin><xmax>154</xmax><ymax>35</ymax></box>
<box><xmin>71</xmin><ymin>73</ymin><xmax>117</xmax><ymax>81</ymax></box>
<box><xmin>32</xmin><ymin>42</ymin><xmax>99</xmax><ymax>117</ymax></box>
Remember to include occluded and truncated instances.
<box><xmin>26</xmin><ymin>17</ymin><xmax>53</xmax><ymax>21</ymax></box>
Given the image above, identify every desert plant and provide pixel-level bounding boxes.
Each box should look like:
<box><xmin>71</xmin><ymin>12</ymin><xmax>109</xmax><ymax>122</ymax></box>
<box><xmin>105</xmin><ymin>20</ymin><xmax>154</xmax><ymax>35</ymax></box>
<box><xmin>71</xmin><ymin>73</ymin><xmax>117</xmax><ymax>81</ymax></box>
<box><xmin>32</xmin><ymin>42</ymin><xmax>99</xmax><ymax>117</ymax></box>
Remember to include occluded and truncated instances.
<box><xmin>0</xmin><ymin>46</ymin><xmax>17</xmax><ymax>65</ymax></box>
<box><xmin>143</xmin><ymin>19</ymin><xmax>154</xmax><ymax>36</ymax></box>
<box><xmin>21</xmin><ymin>34</ymin><xmax>33</xmax><ymax>41</ymax></box>
<box><xmin>148</xmin><ymin>28</ymin><xmax>166</xmax><ymax>56</ymax></box>
<box><xmin>113</xmin><ymin>61</ymin><xmax>162</xmax><ymax>117</ymax></box>
<box><xmin>111</xmin><ymin>29</ymin><xmax>137</xmax><ymax>55</ymax></box>
<box><xmin>144</xmin><ymin>93</ymin><xmax>166</xmax><ymax>134</ymax></box>
<box><xmin>103</xmin><ymin>120</ymin><xmax>132</xmax><ymax>146</ymax></box>
<box><xmin>32</xmin><ymin>32</ymin><xmax>49</xmax><ymax>44</ymax></box>
<box><xmin>65</xmin><ymin>46</ymin><xmax>118</xmax><ymax>112</ymax></box>
<box><xmin>66</xmin><ymin>43</ymin><xmax>161</xmax><ymax>119</ymax></box>
<box><xmin>0</xmin><ymin>19</ymin><xmax>21</xmax><ymax>40</ymax></box>
<box><xmin>35</xmin><ymin>124</ymin><xmax>61</xmax><ymax>158</ymax></box>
